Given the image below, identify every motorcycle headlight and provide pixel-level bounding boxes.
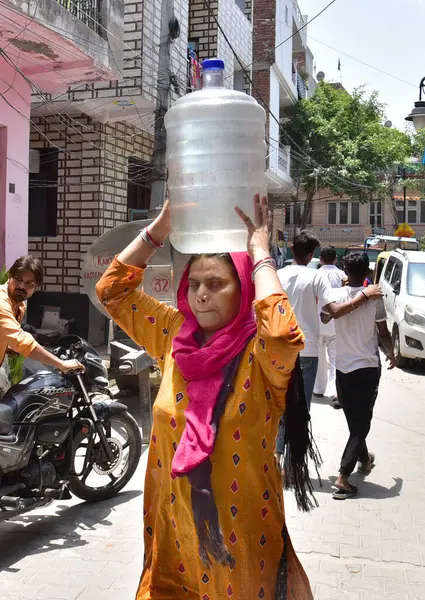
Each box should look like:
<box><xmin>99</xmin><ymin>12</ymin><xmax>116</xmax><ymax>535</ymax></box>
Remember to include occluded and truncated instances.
<box><xmin>404</xmin><ymin>305</ymin><xmax>425</xmax><ymax>329</ymax></box>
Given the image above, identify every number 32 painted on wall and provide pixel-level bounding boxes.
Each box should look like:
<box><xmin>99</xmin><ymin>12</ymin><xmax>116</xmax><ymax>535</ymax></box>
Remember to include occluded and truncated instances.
<box><xmin>151</xmin><ymin>276</ymin><xmax>170</xmax><ymax>294</ymax></box>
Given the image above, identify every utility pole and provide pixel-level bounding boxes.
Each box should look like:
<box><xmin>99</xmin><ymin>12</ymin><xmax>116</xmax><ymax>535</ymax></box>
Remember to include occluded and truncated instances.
<box><xmin>149</xmin><ymin>0</ymin><xmax>179</xmax><ymax>212</ymax></box>
<box><xmin>402</xmin><ymin>167</ymin><xmax>407</xmax><ymax>224</ymax></box>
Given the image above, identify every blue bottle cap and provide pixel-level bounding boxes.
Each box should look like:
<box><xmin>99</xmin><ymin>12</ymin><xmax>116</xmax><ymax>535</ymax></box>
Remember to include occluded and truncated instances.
<box><xmin>202</xmin><ymin>58</ymin><xmax>225</xmax><ymax>71</ymax></box>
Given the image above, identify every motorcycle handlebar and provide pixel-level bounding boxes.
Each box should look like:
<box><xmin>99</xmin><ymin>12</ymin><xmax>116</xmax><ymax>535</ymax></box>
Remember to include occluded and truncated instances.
<box><xmin>67</xmin><ymin>368</ymin><xmax>85</xmax><ymax>376</ymax></box>
<box><xmin>67</xmin><ymin>341</ymin><xmax>83</xmax><ymax>358</ymax></box>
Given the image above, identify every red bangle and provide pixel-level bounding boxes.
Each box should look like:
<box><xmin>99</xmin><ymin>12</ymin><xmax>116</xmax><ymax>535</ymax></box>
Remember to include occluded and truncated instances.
<box><xmin>253</xmin><ymin>256</ymin><xmax>273</xmax><ymax>270</ymax></box>
<box><xmin>146</xmin><ymin>228</ymin><xmax>164</xmax><ymax>249</ymax></box>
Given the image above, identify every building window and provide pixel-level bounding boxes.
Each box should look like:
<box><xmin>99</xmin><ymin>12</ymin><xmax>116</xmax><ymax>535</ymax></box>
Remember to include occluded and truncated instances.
<box><xmin>284</xmin><ymin>203</ymin><xmax>301</xmax><ymax>226</ymax></box>
<box><xmin>28</xmin><ymin>148</ymin><xmax>59</xmax><ymax>237</ymax></box>
<box><xmin>408</xmin><ymin>200</ymin><xmax>417</xmax><ymax>224</ymax></box>
<box><xmin>233</xmin><ymin>70</ymin><xmax>244</xmax><ymax>92</ymax></box>
<box><xmin>369</xmin><ymin>201</ymin><xmax>382</xmax><ymax>227</ymax></box>
<box><xmin>327</xmin><ymin>201</ymin><xmax>360</xmax><ymax>225</ymax></box>
<box><xmin>235</xmin><ymin>0</ymin><xmax>245</xmax><ymax>13</ymax></box>
<box><xmin>127</xmin><ymin>157</ymin><xmax>152</xmax><ymax>220</ymax></box>
<box><xmin>396</xmin><ymin>199</ymin><xmax>425</xmax><ymax>223</ymax></box>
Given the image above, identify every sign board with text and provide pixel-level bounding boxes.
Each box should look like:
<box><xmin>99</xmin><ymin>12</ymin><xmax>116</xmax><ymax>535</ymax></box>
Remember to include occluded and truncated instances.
<box><xmin>82</xmin><ymin>220</ymin><xmax>174</xmax><ymax>316</ymax></box>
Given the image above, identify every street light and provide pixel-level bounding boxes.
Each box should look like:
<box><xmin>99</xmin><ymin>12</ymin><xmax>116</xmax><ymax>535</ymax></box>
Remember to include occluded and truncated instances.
<box><xmin>405</xmin><ymin>77</ymin><xmax>425</xmax><ymax>130</ymax></box>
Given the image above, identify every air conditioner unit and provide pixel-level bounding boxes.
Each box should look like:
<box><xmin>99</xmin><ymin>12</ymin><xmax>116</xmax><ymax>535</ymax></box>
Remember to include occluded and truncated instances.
<box><xmin>29</xmin><ymin>149</ymin><xmax>40</xmax><ymax>174</ymax></box>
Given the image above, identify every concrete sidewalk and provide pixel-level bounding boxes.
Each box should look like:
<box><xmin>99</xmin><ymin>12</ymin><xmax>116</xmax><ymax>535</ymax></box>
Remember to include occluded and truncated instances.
<box><xmin>0</xmin><ymin>363</ymin><xmax>424</xmax><ymax>599</ymax></box>
<box><xmin>285</xmin><ymin>362</ymin><xmax>425</xmax><ymax>600</ymax></box>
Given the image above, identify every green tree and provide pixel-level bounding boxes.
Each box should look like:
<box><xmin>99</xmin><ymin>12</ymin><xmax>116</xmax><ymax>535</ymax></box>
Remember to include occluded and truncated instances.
<box><xmin>282</xmin><ymin>82</ymin><xmax>412</xmax><ymax>229</ymax></box>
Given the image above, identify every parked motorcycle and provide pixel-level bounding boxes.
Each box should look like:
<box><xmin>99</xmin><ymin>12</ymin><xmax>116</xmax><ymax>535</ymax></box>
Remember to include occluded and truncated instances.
<box><xmin>0</xmin><ymin>335</ymin><xmax>142</xmax><ymax>520</ymax></box>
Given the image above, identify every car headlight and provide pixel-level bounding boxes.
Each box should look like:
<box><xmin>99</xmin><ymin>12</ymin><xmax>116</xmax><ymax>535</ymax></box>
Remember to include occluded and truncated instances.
<box><xmin>404</xmin><ymin>305</ymin><xmax>425</xmax><ymax>329</ymax></box>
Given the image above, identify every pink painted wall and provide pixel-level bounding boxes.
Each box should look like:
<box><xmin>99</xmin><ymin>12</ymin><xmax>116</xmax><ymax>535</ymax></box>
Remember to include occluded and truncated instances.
<box><xmin>0</xmin><ymin>56</ymin><xmax>31</xmax><ymax>269</ymax></box>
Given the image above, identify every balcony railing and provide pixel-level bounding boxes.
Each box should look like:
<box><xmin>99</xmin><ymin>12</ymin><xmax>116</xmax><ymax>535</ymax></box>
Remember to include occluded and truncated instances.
<box><xmin>278</xmin><ymin>146</ymin><xmax>290</xmax><ymax>175</ymax></box>
<box><xmin>56</xmin><ymin>0</ymin><xmax>103</xmax><ymax>36</ymax></box>
<box><xmin>308</xmin><ymin>226</ymin><xmax>369</xmax><ymax>244</ymax></box>
<box><xmin>292</xmin><ymin>0</ymin><xmax>305</xmax><ymax>27</ymax></box>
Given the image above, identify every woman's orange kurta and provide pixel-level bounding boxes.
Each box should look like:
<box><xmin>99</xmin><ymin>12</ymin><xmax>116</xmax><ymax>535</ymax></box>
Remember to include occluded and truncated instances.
<box><xmin>97</xmin><ymin>258</ymin><xmax>313</xmax><ymax>600</ymax></box>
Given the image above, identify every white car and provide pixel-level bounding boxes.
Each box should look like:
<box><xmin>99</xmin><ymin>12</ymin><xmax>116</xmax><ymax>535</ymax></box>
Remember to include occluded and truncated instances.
<box><xmin>379</xmin><ymin>249</ymin><xmax>425</xmax><ymax>366</ymax></box>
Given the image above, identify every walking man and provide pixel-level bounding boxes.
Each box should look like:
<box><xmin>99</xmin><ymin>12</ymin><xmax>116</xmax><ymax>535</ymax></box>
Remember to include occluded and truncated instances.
<box><xmin>321</xmin><ymin>252</ymin><xmax>396</xmax><ymax>499</ymax></box>
<box><xmin>277</xmin><ymin>232</ymin><xmax>333</xmax><ymax>412</ymax></box>
<box><xmin>314</xmin><ymin>246</ymin><xmax>346</xmax><ymax>408</ymax></box>
<box><xmin>275</xmin><ymin>234</ymin><xmax>382</xmax><ymax>472</ymax></box>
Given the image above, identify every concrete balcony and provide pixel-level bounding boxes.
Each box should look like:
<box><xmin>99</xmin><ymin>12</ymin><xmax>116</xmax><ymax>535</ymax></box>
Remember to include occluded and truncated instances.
<box><xmin>308</xmin><ymin>225</ymin><xmax>370</xmax><ymax>246</ymax></box>
<box><xmin>292</xmin><ymin>0</ymin><xmax>307</xmax><ymax>50</ymax></box>
<box><xmin>267</xmin><ymin>142</ymin><xmax>294</xmax><ymax>193</ymax></box>
<box><xmin>0</xmin><ymin>0</ymin><xmax>124</xmax><ymax>94</ymax></box>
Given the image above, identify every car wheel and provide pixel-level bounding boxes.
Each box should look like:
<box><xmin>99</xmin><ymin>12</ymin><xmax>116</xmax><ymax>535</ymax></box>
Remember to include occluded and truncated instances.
<box><xmin>392</xmin><ymin>327</ymin><xmax>408</xmax><ymax>368</ymax></box>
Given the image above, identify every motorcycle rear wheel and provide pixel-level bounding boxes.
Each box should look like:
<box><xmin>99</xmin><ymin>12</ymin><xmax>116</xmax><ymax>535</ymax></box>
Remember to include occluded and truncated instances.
<box><xmin>69</xmin><ymin>411</ymin><xmax>142</xmax><ymax>502</ymax></box>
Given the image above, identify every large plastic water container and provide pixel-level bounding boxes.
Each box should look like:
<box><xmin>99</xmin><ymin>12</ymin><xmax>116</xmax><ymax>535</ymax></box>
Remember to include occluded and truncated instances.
<box><xmin>165</xmin><ymin>58</ymin><xmax>267</xmax><ymax>254</ymax></box>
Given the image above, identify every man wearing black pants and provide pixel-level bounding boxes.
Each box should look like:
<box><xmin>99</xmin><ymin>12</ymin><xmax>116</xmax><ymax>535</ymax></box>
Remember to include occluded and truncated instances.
<box><xmin>322</xmin><ymin>252</ymin><xmax>396</xmax><ymax>499</ymax></box>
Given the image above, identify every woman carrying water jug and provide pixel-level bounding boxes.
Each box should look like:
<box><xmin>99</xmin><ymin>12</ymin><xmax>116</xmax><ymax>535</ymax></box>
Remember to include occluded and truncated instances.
<box><xmin>96</xmin><ymin>194</ymin><xmax>314</xmax><ymax>599</ymax></box>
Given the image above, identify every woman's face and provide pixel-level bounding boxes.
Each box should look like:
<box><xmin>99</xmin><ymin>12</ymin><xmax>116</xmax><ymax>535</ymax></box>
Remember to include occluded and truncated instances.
<box><xmin>187</xmin><ymin>257</ymin><xmax>241</xmax><ymax>336</ymax></box>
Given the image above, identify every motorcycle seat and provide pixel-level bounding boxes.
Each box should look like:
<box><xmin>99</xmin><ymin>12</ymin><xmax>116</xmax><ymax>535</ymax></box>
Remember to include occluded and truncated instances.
<box><xmin>0</xmin><ymin>392</ymin><xmax>42</xmax><ymax>435</ymax></box>
<box><xmin>0</xmin><ymin>401</ymin><xmax>15</xmax><ymax>435</ymax></box>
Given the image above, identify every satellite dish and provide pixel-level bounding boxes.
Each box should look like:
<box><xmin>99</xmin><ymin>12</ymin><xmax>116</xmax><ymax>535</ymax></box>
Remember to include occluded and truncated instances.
<box><xmin>317</xmin><ymin>71</ymin><xmax>325</xmax><ymax>81</ymax></box>
<box><xmin>384</xmin><ymin>120</ymin><xmax>393</xmax><ymax>128</ymax></box>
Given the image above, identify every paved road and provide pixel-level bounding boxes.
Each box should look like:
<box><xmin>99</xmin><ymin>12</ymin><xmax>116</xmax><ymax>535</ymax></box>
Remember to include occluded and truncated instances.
<box><xmin>286</xmin><ymin>360</ymin><xmax>425</xmax><ymax>600</ymax></box>
<box><xmin>1</xmin><ymin>360</ymin><xmax>425</xmax><ymax>599</ymax></box>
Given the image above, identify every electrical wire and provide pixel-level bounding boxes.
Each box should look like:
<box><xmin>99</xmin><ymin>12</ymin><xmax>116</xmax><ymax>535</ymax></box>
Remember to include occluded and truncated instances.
<box><xmin>273</xmin><ymin>18</ymin><xmax>417</xmax><ymax>90</ymax></box>
<box><xmin>203</xmin><ymin>0</ymin><xmax>374</xmax><ymax>195</ymax></box>
<box><xmin>0</xmin><ymin>0</ymin><xmax>184</xmax><ymax>113</ymax></box>
<box><xmin>224</xmin><ymin>0</ymin><xmax>339</xmax><ymax>81</ymax></box>
<box><xmin>0</xmin><ymin>40</ymin><xmax>170</xmax><ymax>169</ymax></box>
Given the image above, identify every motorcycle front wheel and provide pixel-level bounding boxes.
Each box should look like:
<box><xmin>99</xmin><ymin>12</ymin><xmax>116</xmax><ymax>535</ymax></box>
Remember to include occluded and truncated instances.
<box><xmin>69</xmin><ymin>411</ymin><xmax>142</xmax><ymax>502</ymax></box>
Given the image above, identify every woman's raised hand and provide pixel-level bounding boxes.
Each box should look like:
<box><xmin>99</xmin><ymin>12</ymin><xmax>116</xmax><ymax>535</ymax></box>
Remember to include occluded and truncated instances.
<box><xmin>235</xmin><ymin>194</ymin><xmax>271</xmax><ymax>262</ymax></box>
<box><xmin>149</xmin><ymin>198</ymin><xmax>171</xmax><ymax>244</ymax></box>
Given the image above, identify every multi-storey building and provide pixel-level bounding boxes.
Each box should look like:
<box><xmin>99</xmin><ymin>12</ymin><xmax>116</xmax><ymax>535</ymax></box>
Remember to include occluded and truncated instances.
<box><xmin>251</xmin><ymin>0</ymin><xmax>315</xmax><ymax>211</ymax></box>
<box><xmin>24</xmin><ymin>0</ymin><xmax>190</xmax><ymax>341</ymax></box>
<box><xmin>274</xmin><ymin>179</ymin><xmax>425</xmax><ymax>256</ymax></box>
<box><xmin>188</xmin><ymin>0</ymin><xmax>252</xmax><ymax>89</ymax></box>
<box><xmin>24</xmin><ymin>0</ymin><xmax>254</xmax><ymax>343</ymax></box>
<box><xmin>0</xmin><ymin>0</ymin><xmax>124</xmax><ymax>268</ymax></box>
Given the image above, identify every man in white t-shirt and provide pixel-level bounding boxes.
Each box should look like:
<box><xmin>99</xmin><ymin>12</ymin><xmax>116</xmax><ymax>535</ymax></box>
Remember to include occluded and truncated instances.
<box><xmin>314</xmin><ymin>246</ymin><xmax>346</xmax><ymax>407</ymax></box>
<box><xmin>277</xmin><ymin>232</ymin><xmax>333</xmax><ymax>413</ymax></box>
<box><xmin>321</xmin><ymin>252</ymin><xmax>396</xmax><ymax>500</ymax></box>
<box><xmin>275</xmin><ymin>232</ymin><xmax>382</xmax><ymax>467</ymax></box>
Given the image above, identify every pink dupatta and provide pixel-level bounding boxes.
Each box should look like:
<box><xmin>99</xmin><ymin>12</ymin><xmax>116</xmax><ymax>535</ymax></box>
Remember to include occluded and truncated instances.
<box><xmin>171</xmin><ymin>252</ymin><xmax>256</xmax><ymax>476</ymax></box>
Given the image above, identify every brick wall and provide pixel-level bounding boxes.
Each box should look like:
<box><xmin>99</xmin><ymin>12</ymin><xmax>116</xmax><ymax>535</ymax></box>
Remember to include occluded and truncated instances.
<box><xmin>188</xmin><ymin>0</ymin><xmax>252</xmax><ymax>89</ymax></box>
<box><xmin>43</xmin><ymin>0</ymin><xmax>189</xmax><ymax>115</ymax></box>
<box><xmin>29</xmin><ymin>115</ymin><xmax>154</xmax><ymax>293</ymax></box>
<box><xmin>218</xmin><ymin>0</ymin><xmax>252</xmax><ymax>87</ymax></box>
<box><xmin>251</xmin><ymin>0</ymin><xmax>275</xmax><ymax>138</ymax></box>
<box><xmin>189</xmin><ymin>0</ymin><xmax>218</xmax><ymax>61</ymax></box>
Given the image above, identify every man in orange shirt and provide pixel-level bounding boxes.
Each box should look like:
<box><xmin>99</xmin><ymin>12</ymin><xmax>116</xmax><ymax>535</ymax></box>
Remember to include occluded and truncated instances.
<box><xmin>0</xmin><ymin>255</ymin><xmax>82</xmax><ymax>396</ymax></box>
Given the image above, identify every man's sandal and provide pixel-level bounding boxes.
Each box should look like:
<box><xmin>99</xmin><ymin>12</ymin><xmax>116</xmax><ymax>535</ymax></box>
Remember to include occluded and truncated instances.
<box><xmin>357</xmin><ymin>453</ymin><xmax>375</xmax><ymax>475</ymax></box>
<box><xmin>333</xmin><ymin>484</ymin><xmax>358</xmax><ymax>500</ymax></box>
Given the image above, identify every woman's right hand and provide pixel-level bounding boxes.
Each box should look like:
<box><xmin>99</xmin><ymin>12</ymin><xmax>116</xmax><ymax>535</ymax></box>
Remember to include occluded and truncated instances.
<box><xmin>148</xmin><ymin>199</ymin><xmax>171</xmax><ymax>244</ymax></box>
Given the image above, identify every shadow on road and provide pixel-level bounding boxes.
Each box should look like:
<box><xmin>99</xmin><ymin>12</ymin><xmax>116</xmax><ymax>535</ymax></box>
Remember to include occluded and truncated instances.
<box><xmin>311</xmin><ymin>394</ymin><xmax>333</xmax><ymax>406</ymax></box>
<box><xmin>311</xmin><ymin>475</ymin><xmax>403</xmax><ymax>500</ymax></box>
<box><xmin>0</xmin><ymin>489</ymin><xmax>142</xmax><ymax>572</ymax></box>
<box><xmin>323</xmin><ymin>475</ymin><xmax>404</xmax><ymax>499</ymax></box>
<box><xmin>400</xmin><ymin>361</ymin><xmax>425</xmax><ymax>376</ymax></box>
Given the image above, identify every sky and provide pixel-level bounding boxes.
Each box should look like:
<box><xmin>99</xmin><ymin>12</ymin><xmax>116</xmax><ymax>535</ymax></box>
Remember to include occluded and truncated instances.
<box><xmin>297</xmin><ymin>0</ymin><xmax>424</xmax><ymax>132</ymax></box>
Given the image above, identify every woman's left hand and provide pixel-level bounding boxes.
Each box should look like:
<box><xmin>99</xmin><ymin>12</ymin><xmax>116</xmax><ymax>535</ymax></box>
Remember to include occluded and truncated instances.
<box><xmin>235</xmin><ymin>194</ymin><xmax>270</xmax><ymax>262</ymax></box>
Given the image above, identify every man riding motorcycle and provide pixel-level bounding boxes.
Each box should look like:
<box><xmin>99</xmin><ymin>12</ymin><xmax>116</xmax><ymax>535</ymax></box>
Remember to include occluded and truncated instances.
<box><xmin>0</xmin><ymin>255</ymin><xmax>82</xmax><ymax>396</ymax></box>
